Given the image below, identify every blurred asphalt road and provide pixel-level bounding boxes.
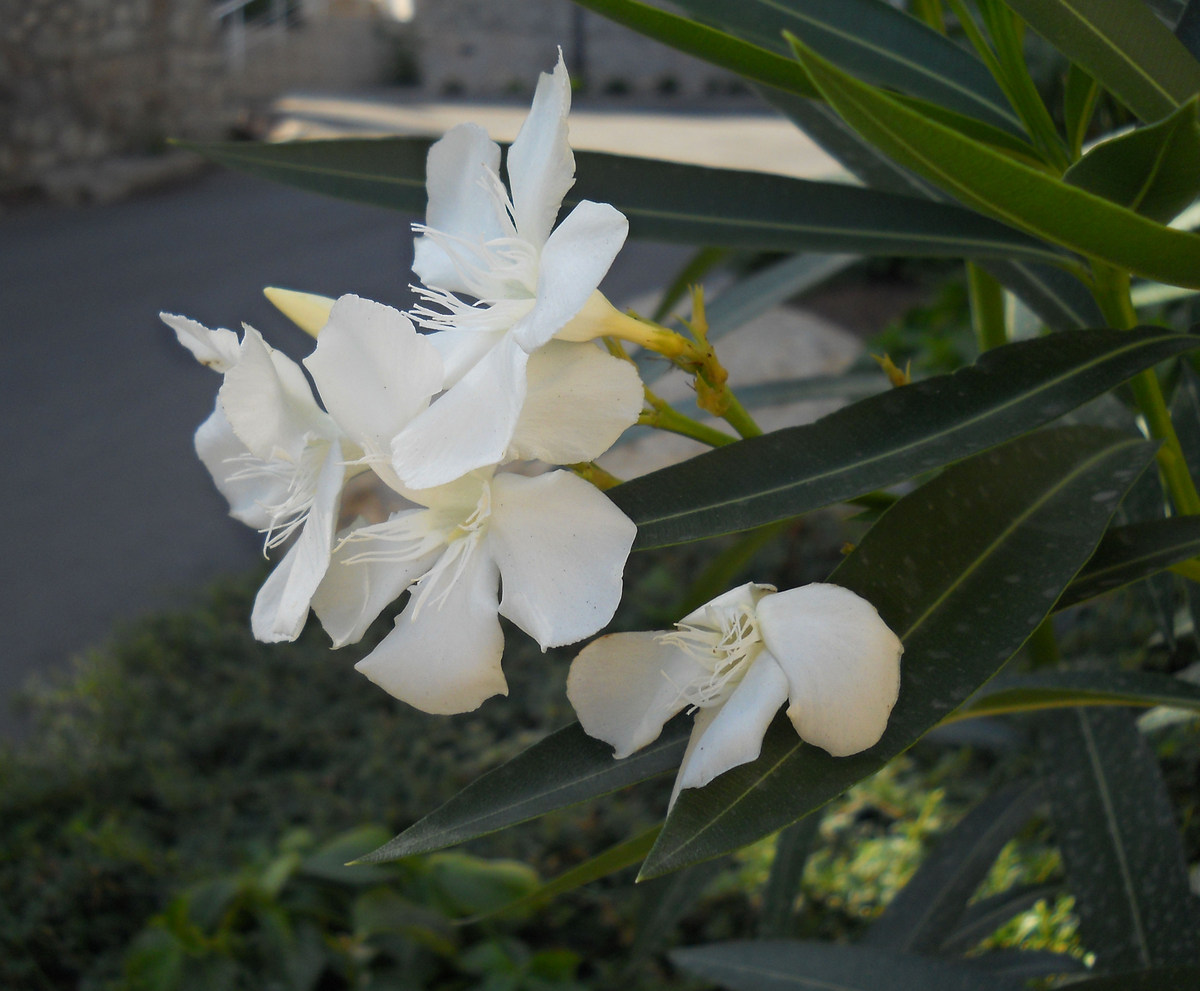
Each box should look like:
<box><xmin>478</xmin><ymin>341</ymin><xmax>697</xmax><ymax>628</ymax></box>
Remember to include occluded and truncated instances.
<box><xmin>0</xmin><ymin>165</ymin><xmax>693</xmax><ymax>736</ymax></box>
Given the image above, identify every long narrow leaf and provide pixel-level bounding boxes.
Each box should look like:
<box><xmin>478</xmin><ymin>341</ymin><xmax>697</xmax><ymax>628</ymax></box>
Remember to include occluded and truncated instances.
<box><xmin>360</xmin><ymin>721</ymin><xmax>686</xmax><ymax>862</ymax></box>
<box><xmin>788</xmin><ymin>34</ymin><xmax>1200</xmax><ymax>288</ymax></box>
<box><xmin>458</xmin><ymin>826</ymin><xmax>660</xmax><ymax>922</ymax></box>
<box><xmin>1002</xmin><ymin>0</ymin><xmax>1200</xmax><ymax>123</ymax></box>
<box><xmin>1037</xmin><ymin>708</ymin><xmax>1200</xmax><ymax>967</ymax></box>
<box><xmin>568</xmin><ymin>0</ymin><xmax>820</xmax><ymax>97</ymax></box>
<box><xmin>1055</xmin><ymin>516</ymin><xmax>1200</xmax><ymax>610</ymax></box>
<box><xmin>953</xmin><ymin>669</ymin><xmax>1200</xmax><ymax>721</ymax></box>
<box><xmin>189</xmin><ymin>138</ymin><xmax>1069</xmax><ymax>264</ymax></box>
<box><xmin>864</xmin><ymin>780</ymin><xmax>1043</xmax><ymax>952</ymax></box>
<box><xmin>641</xmin><ymin>427</ymin><xmax>1157</xmax><ymax>876</ymax></box>
<box><xmin>671</xmin><ymin>941</ymin><xmax>1025</xmax><ymax>991</ymax></box>
<box><xmin>673</xmin><ymin>0</ymin><xmax>1022</xmax><ymax>134</ymax></box>
<box><xmin>612</xmin><ymin>328</ymin><xmax>1198</xmax><ymax>549</ymax></box>
<box><xmin>758</xmin><ymin>816</ymin><xmax>821</xmax><ymax>938</ymax></box>
<box><xmin>940</xmin><ymin>884</ymin><xmax>1065</xmax><ymax>954</ymax></box>
<box><xmin>762</xmin><ymin>91</ymin><xmax>1104</xmax><ymax>330</ymax></box>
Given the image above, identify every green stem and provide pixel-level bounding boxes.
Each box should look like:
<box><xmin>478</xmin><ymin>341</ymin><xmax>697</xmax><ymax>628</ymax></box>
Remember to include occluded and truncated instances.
<box><xmin>967</xmin><ymin>262</ymin><xmax>1008</xmax><ymax>352</ymax></box>
<box><xmin>640</xmin><ymin>400</ymin><xmax>738</xmax><ymax>448</ymax></box>
<box><xmin>710</xmin><ymin>384</ymin><xmax>763</xmax><ymax>439</ymax></box>
<box><xmin>568</xmin><ymin>461</ymin><xmax>623</xmax><ymax>490</ymax></box>
<box><xmin>1093</xmin><ymin>263</ymin><xmax>1200</xmax><ymax>516</ymax></box>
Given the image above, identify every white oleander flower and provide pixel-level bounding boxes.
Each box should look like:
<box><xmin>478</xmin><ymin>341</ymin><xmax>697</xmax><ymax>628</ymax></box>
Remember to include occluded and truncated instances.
<box><xmin>567</xmin><ymin>582</ymin><xmax>903</xmax><ymax>802</ymax></box>
<box><xmin>312</xmin><ymin>467</ymin><xmax>637</xmax><ymax>714</ymax></box>
<box><xmin>162</xmin><ymin>311</ymin><xmax>359</xmax><ymax>643</ymax></box>
<box><xmin>394</xmin><ymin>53</ymin><xmax>640</xmax><ymax>489</ymax></box>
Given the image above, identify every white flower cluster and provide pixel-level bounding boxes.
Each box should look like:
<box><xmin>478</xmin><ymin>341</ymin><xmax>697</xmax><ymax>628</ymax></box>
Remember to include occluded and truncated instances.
<box><xmin>164</xmin><ymin>56</ymin><xmax>641</xmax><ymax>714</ymax></box>
<box><xmin>165</xmin><ymin>55</ymin><xmax>903</xmax><ymax>797</ymax></box>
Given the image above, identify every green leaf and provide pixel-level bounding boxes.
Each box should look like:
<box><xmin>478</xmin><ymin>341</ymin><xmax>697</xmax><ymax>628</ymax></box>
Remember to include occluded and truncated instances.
<box><xmin>612</xmin><ymin>328</ymin><xmax>1198</xmax><ymax>549</ymax></box>
<box><xmin>1043</xmin><ymin>966</ymin><xmax>1200</xmax><ymax>991</ymax></box>
<box><xmin>956</xmin><ymin>669</ymin><xmax>1200</xmax><ymax>721</ymax></box>
<box><xmin>940</xmin><ymin>884</ymin><xmax>1067</xmax><ymax>954</ymax></box>
<box><xmin>422</xmin><ymin>852</ymin><xmax>540</xmax><ymax>919</ymax></box>
<box><xmin>458</xmin><ymin>826</ymin><xmax>660</xmax><ymax>923</ymax></box>
<box><xmin>651</xmin><ymin>247</ymin><xmax>730</xmax><ymax>324</ymax></box>
<box><xmin>787</xmin><ymin>33</ymin><xmax>1200</xmax><ymax>288</ymax></box>
<box><xmin>671</xmin><ymin>0</ymin><xmax>1023</xmax><ymax>134</ymax></box>
<box><xmin>864</xmin><ymin>780</ymin><xmax>1043</xmax><ymax>953</ymax></box>
<box><xmin>670</xmin><ymin>941</ymin><xmax>1024</xmax><ymax>990</ymax></box>
<box><xmin>359</xmin><ymin>721</ymin><xmax>686</xmax><ymax>862</ymax></box>
<box><xmin>641</xmin><ymin>252</ymin><xmax>856</xmax><ymax>386</ymax></box>
<box><xmin>758</xmin><ymin>816</ymin><xmax>821</xmax><ymax>938</ymax></box>
<box><xmin>1064</xmin><ymin>63</ymin><xmax>1101</xmax><ymax>159</ymax></box>
<box><xmin>1037</xmin><ymin>707</ymin><xmax>1200</xmax><ymax>968</ymax></box>
<box><xmin>1001</xmin><ymin>0</ymin><xmax>1200</xmax><ymax>123</ymax></box>
<box><xmin>641</xmin><ymin>426</ymin><xmax>1157</xmax><ymax>877</ymax></box>
<box><xmin>1055</xmin><ymin>516</ymin><xmax>1200</xmax><ymax>610</ymax></box>
<box><xmin>569</xmin><ymin>0</ymin><xmax>820</xmax><ymax>97</ymax></box>
<box><xmin>188</xmin><ymin>137</ymin><xmax>1071</xmax><ymax>264</ymax></box>
<box><xmin>629</xmin><ymin>857</ymin><xmax>727</xmax><ymax>965</ymax></box>
<box><xmin>1178</xmin><ymin>1</ymin><xmax>1200</xmax><ymax>63</ymax></box>
<box><xmin>1063</xmin><ymin>98</ymin><xmax>1200</xmax><ymax>222</ymax></box>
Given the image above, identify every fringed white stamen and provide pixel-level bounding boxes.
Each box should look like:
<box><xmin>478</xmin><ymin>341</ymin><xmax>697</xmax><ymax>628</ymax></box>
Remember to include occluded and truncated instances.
<box><xmin>338</xmin><ymin>511</ymin><xmax>444</xmax><ymax>566</ymax></box>
<box><xmin>225</xmin><ymin>441</ymin><xmax>330</xmax><ymax>554</ymax></box>
<box><xmin>657</xmin><ymin>603</ymin><xmax>764</xmax><ymax>712</ymax></box>
<box><xmin>411</xmin><ymin>222</ymin><xmax>540</xmax><ymax>305</ymax></box>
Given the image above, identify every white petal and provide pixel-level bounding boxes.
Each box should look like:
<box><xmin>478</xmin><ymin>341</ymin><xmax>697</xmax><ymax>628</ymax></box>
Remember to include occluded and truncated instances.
<box><xmin>161</xmin><ymin>312</ymin><xmax>241</xmax><ymax>372</ymax></box>
<box><xmin>510</xmin><ymin>341</ymin><xmax>643</xmax><ymax>465</ymax></box>
<box><xmin>567</xmin><ymin>631</ymin><xmax>697</xmax><ymax>758</ymax></box>
<box><xmin>674</xmin><ymin>653</ymin><xmax>789</xmax><ymax>794</ymax></box>
<box><xmin>425</xmin><ymin>327</ymin><xmax>507</xmax><ymax>388</ymax></box>
<box><xmin>506</xmin><ymin>53</ymin><xmax>574</xmax><ymax>248</ymax></box>
<box><xmin>511</xmin><ymin>200</ymin><xmax>629</xmax><ymax>352</ymax></box>
<box><xmin>194</xmin><ymin>403</ymin><xmax>284</xmax><ymax>529</ymax></box>
<box><xmin>220</xmin><ymin>325</ymin><xmax>328</xmax><ymax>461</ymax></box>
<box><xmin>391</xmin><ymin>334</ymin><xmax>529</xmax><ymax>489</ymax></box>
<box><xmin>678</xmin><ymin>582</ymin><xmax>776</xmax><ymax>629</ymax></box>
<box><xmin>414</xmin><ymin>123</ymin><xmax>508</xmax><ymax>293</ymax></box>
<box><xmin>756</xmin><ymin>583</ymin><xmax>903</xmax><ymax>757</ymax></box>
<box><xmin>305</xmin><ymin>295</ymin><xmax>443</xmax><ymax>468</ymax></box>
<box><xmin>250</xmin><ymin>441</ymin><xmax>345</xmax><ymax>642</ymax></box>
<box><xmin>489</xmin><ymin>470</ymin><xmax>635</xmax><ymax>648</ymax></box>
<box><xmin>310</xmin><ymin>513</ymin><xmax>441</xmax><ymax>648</ymax></box>
<box><xmin>354</xmin><ymin>544</ymin><xmax>506</xmax><ymax>714</ymax></box>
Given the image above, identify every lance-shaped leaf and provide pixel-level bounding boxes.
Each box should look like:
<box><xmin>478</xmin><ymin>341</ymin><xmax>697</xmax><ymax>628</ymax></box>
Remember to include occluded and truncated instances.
<box><xmin>1063</xmin><ymin>98</ymin><xmax>1200</xmax><ymax>223</ymax></box>
<box><xmin>759</xmin><ymin>816</ymin><xmax>821</xmax><ymax>938</ymax></box>
<box><xmin>864</xmin><ymin>780</ymin><xmax>1044</xmax><ymax>953</ymax></box>
<box><xmin>953</xmin><ymin>669</ymin><xmax>1200</xmax><ymax>721</ymax></box>
<box><xmin>1055</xmin><ymin>516</ymin><xmax>1200</xmax><ymax>610</ymax></box>
<box><xmin>1037</xmin><ymin>707</ymin><xmax>1200</xmax><ymax>968</ymax></box>
<box><xmin>612</xmin><ymin>328</ymin><xmax>1198</xmax><ymax>549</ymax></box>
<box><xmin>762</xmin><ymin>89</ymin><xmax>1104</xmax><ymax>331</ymax></box>
<box><xmin>187</xmin><ymin>137</ymin><xmax>1070</xmax><ymax>264</ymax></box>
<box><xmin>567</xmin><ymin>0</ymin><xmax>819</xmax><ymax>97</ymax></box>
<box><xmin>359</xmin><ymin>721</ymin><xmax>687</xmax><ymax>862</ymax></box>
<box><xmin>671</xmin><ymin>0</ymin><xmax>1022</xmax><ymax>134</ymax></box>
<box><xmin>1002</xmin><ymin>0</ymin><xmax>1200</xmax><ymax>124</ymax></box>
<box><xmin>940</xmin><ymin>884</ymin><xmax>1066</xmax><ymax>954</ymax></box>
<box><xmin>641</xmin><ymin>426</ymin><xmax>1156</xmax><ymax>877</ymax></box>
<box><xmin>671</xmin><ymin>941</ymin><xmax>1025</xmax><ymax>991</ymax></box>
<box><xmin>788</xmin><ymin>35</ymin><xmax>1200</xmax><ymax>288</ymax></box>
<box><xmin>1041</xmin><ymin>966</ymin><xmax>1200</xmax><ymax>991</ymax></box>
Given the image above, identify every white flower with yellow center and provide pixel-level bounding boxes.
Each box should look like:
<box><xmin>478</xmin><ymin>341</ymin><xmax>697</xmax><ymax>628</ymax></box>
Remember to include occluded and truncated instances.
<box><xmin>567</xmin><ymin>582</ymin><xmax>903</xmax><ymax>802</ymax></box>
<box><xmin>393</xmin><ymin>53</ymin><xmax>642</xmax><ymax>489</ymax></box>
<box><xmin>313</xmin><ymin>467</ymin><xmax>636</xmax><ymax>715</ymax></box>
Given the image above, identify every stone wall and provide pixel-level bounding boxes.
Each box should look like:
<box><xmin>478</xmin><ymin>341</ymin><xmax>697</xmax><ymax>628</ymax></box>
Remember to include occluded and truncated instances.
<box><xmin>0</xmin><ymin>0</ymin><xmax>230</xmax><ymax>191</ymax></box>
<box><xmin>411</xmin><ymin>0</ymin><xmax>747</xmax><ymax>100</ymax></box>
<box><xmin>0</xmin><ymin>0</ymin><xmax>397</xmax><ymax>195</ymax></box>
